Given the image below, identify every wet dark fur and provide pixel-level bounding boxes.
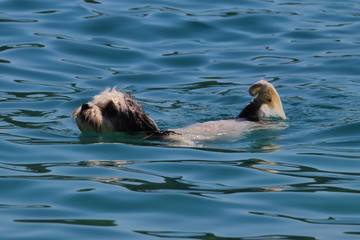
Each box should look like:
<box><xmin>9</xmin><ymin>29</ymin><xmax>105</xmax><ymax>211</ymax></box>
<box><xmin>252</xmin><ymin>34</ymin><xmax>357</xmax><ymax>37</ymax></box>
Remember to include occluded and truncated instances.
<box><xmin>100</xmin><ymin>96</ymin><xmax>158</xmax><ymax>132</ymax></box>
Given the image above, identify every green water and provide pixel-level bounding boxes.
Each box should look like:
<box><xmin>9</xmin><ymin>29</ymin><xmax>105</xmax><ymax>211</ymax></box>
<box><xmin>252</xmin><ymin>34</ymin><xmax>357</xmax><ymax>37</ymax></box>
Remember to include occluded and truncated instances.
<box><xmin>1</xmin><ymin>0</ymin><xmax>360</xmax><ymax>239</ymax></box>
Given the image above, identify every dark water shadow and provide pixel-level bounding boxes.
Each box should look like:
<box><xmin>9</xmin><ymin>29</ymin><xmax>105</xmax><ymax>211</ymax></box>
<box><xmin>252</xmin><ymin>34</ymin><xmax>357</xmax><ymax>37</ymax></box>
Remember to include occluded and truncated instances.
<box><xmin>14</xmin><ymin>219</ymin><xmax>117</xmax><ymax>227</ymax></box>
<box><xmin>135</xmin><ymin>230</ymin><xmax>316</xmax><ymax>240</ymax></box>
<box><xmin>2</xmin><ymin>156</ymin><xmax>359</xmax><ymax>197</ymax></box>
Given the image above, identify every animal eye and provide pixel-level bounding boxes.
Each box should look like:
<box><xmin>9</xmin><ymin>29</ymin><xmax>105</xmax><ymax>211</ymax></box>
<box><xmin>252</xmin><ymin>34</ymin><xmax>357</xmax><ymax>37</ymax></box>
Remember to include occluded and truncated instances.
<box><xmin>268</xmin><ymin>99</ymin><xmax>272</xmax><ymax>102</ymax></box>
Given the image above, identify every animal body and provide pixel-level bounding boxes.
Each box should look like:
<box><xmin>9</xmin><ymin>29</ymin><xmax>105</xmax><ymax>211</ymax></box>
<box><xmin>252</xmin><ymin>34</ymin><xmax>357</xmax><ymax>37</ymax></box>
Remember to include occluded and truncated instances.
<box><xmin>72</xmin><ymin>80</ymin><xmax>286</xmax><ymax>142</ymax></box>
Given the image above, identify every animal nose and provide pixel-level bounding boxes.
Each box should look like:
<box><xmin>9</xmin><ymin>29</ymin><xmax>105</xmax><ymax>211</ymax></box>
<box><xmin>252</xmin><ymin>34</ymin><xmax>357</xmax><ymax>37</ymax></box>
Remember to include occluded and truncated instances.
<box><xmin>81</xmin><ymin>103</ymin><xmax>90</xmax><ymax>111</ymax></box>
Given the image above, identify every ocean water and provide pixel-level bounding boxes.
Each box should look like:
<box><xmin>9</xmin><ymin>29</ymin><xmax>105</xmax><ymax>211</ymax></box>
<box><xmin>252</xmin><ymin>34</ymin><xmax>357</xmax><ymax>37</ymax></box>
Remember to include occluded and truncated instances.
<box><xmin>1</xmin><ymin>0</ymin><xmax>360</xmax><ymax>239</ymax></box>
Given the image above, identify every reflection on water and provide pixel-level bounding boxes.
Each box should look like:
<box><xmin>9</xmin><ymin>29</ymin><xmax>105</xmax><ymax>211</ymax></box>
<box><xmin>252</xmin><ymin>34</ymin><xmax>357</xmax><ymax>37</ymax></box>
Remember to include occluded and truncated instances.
<box><xmin>135</xmin><ymin>230</ymin><xmax>317</xmax><ymax>240</ymax></box>
<box><xmin>250</xmin><ymin>212</ymin><xmax>360</xmax><ymax>226</ymax></box>
<box><xmin>15</xmin><ymin>219</ymin><xmax>117</xmax><ymax>227</ymax></box>
<box><xmin>2</xmin><ymin>156</ymin><xmax>359</xmax><ymax>196</ymax></box>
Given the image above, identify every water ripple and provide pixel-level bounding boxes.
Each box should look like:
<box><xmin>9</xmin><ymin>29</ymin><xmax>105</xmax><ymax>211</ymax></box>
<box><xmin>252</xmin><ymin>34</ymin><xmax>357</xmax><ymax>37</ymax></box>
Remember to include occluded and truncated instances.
<box><xmin>1</xmin><ymin>0</ymin><xmax>360</xmax><ymax>239</ymax></box>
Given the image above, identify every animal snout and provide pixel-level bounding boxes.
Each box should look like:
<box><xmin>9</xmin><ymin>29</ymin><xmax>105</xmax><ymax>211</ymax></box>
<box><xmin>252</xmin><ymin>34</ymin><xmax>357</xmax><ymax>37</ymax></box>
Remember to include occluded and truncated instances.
<box><xmin>81</xmin><ymin>103</ymin><xmax>90</xmax><ymax>111</ymax></box>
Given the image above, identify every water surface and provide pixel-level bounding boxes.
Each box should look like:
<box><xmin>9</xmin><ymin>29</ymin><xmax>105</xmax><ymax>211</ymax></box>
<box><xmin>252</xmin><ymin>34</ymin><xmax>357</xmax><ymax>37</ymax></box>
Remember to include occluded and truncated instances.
<box><xmin>1</xmin><ymin>0</ymin><xmax>360</xmax><ymax>239</ymax></box>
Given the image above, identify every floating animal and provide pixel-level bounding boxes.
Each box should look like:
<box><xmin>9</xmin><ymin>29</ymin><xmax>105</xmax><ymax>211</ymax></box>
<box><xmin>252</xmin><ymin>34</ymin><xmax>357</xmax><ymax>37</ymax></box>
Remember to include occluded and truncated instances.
<box><xmin>72</xmin><ymin>80</ymin><xmax>286</xmax><ymax>143</ymax></box>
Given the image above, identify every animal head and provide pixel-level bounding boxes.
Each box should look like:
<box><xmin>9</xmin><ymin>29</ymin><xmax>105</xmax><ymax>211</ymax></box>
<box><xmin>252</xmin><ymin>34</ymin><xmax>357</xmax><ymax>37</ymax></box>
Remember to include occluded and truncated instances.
<box><xmin>249</xmin><ymin>80</ymin><xmax>286</xmax><ymax>119</ymax></box>
<box><xmin>72</xmin><ymin>88</ymin><xmax>158</xmax><ymax>132</ymax></box>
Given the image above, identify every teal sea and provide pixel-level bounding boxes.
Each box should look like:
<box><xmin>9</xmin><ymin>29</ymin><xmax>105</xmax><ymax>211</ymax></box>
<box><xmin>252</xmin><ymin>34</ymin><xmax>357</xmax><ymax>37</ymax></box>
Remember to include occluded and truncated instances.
<box><xmin>1</xmin><ymin>0</ymin><xmax>360</xmax><ymax>239</ymax></box>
